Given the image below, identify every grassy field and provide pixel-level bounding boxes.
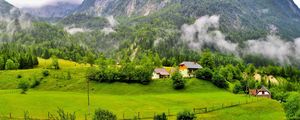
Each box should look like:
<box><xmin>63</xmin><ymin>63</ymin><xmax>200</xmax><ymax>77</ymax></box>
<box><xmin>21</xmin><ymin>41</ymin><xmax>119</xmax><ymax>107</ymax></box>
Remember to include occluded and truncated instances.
<box><xmin>198</xmin><ymin>100</ymin><xmax>285</xmax><ymax>120</ymax></box>
<box><xmin>0</xmin><ymin>58</ymin><xmax>286</xmax><ymax>120</ymax></box>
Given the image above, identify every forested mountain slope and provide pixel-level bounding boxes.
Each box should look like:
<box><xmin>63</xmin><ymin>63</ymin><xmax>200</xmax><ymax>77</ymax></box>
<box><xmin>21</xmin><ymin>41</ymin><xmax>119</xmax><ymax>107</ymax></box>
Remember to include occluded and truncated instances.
<box><xmin>73</xmin><ymin>0</ymin><xmax>300</xmax><ymax>41</ymax></box>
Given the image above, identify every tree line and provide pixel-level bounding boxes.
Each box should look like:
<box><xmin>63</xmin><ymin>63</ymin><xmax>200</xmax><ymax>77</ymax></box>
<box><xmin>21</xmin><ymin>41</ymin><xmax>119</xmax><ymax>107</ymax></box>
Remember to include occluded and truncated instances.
<box><xmin>0</xmin><ymin>44</ymin><xmax>38</xmax><ymax>70</ymax></box>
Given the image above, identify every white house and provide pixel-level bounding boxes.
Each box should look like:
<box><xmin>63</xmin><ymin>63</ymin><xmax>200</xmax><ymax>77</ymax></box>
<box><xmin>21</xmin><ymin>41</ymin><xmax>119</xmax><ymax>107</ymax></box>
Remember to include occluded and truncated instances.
<box><xmin>152</xmin><ymin>68</ymin><xmax>170</xmax><ymax>79</ymax></box>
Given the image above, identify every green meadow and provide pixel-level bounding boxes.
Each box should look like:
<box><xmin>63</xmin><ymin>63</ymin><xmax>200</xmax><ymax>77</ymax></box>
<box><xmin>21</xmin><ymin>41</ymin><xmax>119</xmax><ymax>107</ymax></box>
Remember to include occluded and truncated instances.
<box><xmin>0</xmin><ymin>58</ymin><xmax>286</xmax><ymax>119</ymax></box>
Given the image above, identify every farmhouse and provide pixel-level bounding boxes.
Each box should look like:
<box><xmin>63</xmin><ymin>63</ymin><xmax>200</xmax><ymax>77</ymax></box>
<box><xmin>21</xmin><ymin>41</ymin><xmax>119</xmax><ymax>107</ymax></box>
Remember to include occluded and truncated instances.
<box><xmin>179</xmin><ymin>61</ymin><xmax>202</xmax><ymax>77</ymax></box>
<box><xmin>249</xmin><ymin>86</ymin><xmax>271</xmax><ymax>98</ymax></box>
<box><xmin>152</xmin><ymin>68</ymin><xmax>170</xmax><ymax>79</ymax></box>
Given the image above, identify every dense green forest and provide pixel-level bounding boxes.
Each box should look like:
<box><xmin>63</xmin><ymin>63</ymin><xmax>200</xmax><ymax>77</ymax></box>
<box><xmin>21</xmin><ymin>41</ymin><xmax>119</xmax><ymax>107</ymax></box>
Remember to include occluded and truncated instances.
<box><xmin>0</xmin><ymin>44</ymin><xmax>38</xmax><ymax>70</ymax></box>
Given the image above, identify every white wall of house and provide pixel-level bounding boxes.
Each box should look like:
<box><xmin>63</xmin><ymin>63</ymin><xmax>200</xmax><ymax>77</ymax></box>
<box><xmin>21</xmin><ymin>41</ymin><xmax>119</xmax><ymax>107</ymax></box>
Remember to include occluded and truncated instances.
<box><xmin>180</xmin><ymin>69</ymin><xmax>189</xmax><ymax>78</ymax></box>
<box><xmin>257</xmin><ymin>91</ymin><xmax>270</xmax><ymax>95</ymax></box>
<box><xmin>152</xmin><ymin>72</ymin><xmax>160</xmax><ymax>79</ymax></box>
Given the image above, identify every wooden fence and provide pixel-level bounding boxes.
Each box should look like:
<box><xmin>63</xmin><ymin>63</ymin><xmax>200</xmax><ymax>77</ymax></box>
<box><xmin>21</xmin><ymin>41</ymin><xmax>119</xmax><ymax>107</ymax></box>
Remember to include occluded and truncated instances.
<box><xmin>0</xmin><ymin>98</ymin><xmax>261</xmax><ymax>120</ymax></box>
<box><xmin>120</xmin><ymin>97</ymin><xmax>261</xmax><ymax>120</ymax></box>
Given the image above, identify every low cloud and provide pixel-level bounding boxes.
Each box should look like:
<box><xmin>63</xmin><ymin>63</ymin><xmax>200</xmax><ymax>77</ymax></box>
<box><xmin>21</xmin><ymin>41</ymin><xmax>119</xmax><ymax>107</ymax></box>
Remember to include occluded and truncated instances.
<box><xmin>181</xmin><ymin>15</ymin><xmax>300</xmax><ymax>65</ymax></box>
<box><xmin>101</xmin><ymin>16</ymin><xmax>119</xmax><ymax>34</ymax></box>
<box><xmin>244</xmin><ymin>35</ymin><xmax>295</xmax><ymax>64</ymax></box>
<box><xmin>181</xmin><ymin>15</ymin><xmax>238</xmax><ymax>54</ymax></box>
<box><xmin>64</xmin><ymin>27</ymin><xmax>90</xmax><ymax>34</ymax></box>
<box><xmin>106</xmin><ymin>16</ymin><xmax>119</xmax><ymax>27</ymax></box>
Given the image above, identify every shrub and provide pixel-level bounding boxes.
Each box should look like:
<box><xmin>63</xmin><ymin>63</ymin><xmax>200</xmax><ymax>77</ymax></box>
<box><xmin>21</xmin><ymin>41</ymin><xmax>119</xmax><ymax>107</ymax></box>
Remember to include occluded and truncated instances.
<box><xmin>154</xmin><ymin>113</ymin><xmax>167</xmax><ymax>120</ymax></box>
<box><xmin>67</xmin><ymin>71</ymin><xmax>72</xmax><ymax>80</ymax></box>
<box><xmin>93</xmin><ymin>108</ymin><xmax>117</xmax><ymax>120</ymax></box>
<box><xmin>31</xmin><ymin>78</ymin><xmax>41</xmax><ymax>88</ymax></box>
<box><xmin>284</xmin><ymin>92</ymin><xmax>300</xmax><ymax>119</ymax></box>
<box><xmin>17</xmin><ymin>74</ymin><xmax>22</xmax><ymax>79</ymax></box>
<box><xmin>195</xmin><ymin>68</ymin><xmax>213</xmax><ymax>80</ymax></box>
<box><xmin>18</xmin><ymin>80</ymin><xmax>30</xmax><ymax>94</ymax></box>
<box><xmin>24</xmin><ymin>111</ymin><xmax>32</xmax><ymax>120</ymax></box>
<box><xmin>5</xmin><ymin>59</ymin><xmax>19</xmax><ymax>70</ymax></box>
<box><xmin>212</xmin><ymin>72</ymin><xmax>229</xmax><ymax>89</ymax></box>
<box><xmin>43</xmin><ymin>70</ymin><xmax>50</xmax><ymax>77</ymax></box>
<box><xmin>177</xmin><ymin>111</ymin><xmax>196</xmax><ymax>120</ymax></box>
<box><xmin>233</xmin><ymin>82</ymin><xmax>242</xmax><ymax>94</ymax></box>
<box><xmin>172</xmin><ymin>71</ymin><xmax>185</xmax><ymax>90</ymax></box>
<box><xmin>50</xmin><ymin>56</ymin><xmax>60</xmax><ymax>69</ymax></box>
<box><xmin>49</xmin><ymin>108</ymin><xmax>76</xmax><ymax>120</ymax></box>
<box><xmin>86</xmin><ymin>64</ymin><xmax>153</xmax><ymax>84</ymax></box>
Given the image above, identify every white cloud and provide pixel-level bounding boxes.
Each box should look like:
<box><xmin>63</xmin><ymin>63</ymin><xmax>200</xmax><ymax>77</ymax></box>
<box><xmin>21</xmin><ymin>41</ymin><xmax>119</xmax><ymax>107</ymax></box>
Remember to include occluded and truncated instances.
<box><xmin>181</xmin><ymin>15</ymin><xmax>238</xmax><ymax>54</ymax></box>
<box><xmin>294</xmin><ymin>0</ymin><xmax>300</xmax><ymax>8</ymax></box>
<box><xmin>5</xmin><ymin>0</ymin><xmax>83</xmax><ymax>8</ymax></box>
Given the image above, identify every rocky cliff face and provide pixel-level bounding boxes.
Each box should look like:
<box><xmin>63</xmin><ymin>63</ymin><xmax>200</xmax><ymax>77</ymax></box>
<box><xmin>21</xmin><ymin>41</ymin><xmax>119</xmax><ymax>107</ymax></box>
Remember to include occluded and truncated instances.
<box><xmin>75</xmin><ymin>0</ymin><xmax>172</xmax><ymax>16</ymax></box>
<box><xmin>22</xmin><ymin>2</ymin><xmax>79</xmax><ymax>18</ymax></box>
<box><xmin>0</xmin><ymin>0</ymin><xmax>20</xmax><ymax>18</ymax></box>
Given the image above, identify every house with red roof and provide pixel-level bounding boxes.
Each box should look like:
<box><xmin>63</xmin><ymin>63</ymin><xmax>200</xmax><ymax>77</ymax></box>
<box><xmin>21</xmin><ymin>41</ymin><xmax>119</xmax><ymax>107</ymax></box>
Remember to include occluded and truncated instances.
<box><xmin>179</xmin><ymin>61</ymin><xmax>202</xmax><ymax>77</ymax></box>
<box><xmin>249</xmin><ymin>86</ymin><xmax>271</xmax><ymax>98</ymax></box>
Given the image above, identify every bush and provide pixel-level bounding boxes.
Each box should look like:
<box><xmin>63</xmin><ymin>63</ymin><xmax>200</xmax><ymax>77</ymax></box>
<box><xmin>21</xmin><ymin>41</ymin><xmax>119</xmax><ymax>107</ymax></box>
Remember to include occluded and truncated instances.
<box><xmin>93</xmin><ymin>108</ymin><xmax>117</xmax><ymax>120</ymax></box>
<box><xmin>5</xmin><ymin>59</ymin><xmax>19</xmax><ymax>70</ymax></box>
<box><xmin>172</xmin><ymin>71</ymin><xmax>185</xmax><ymax>90</ymax></box>
<box><xmin>284</xmin><ymin>92</ymin><xmax>300</xmax><ymax>119</ymax></box>
<box><xmin>154</xmin><ymin>113</ymin><xmax>167</xmax><ymax>120</ymax></box>
<box><xmin>177</xmin><ymin>111</ymin><xmax>196</xmax><ymax>120</ymax></box>
<box><xmin>86</xmin><ymin>64</ymin><xmax>153</xmax><ymax>84</ymax></box>
<box><xmin>18</xmin><ymin>80</ymin><xmax>30</xmax><ymax>94</ymax></box>
<box><xmin>24</xmin><ymin>111</ymin><xmax>32</xmax><ymax>120</ymax></box>
<box><xmin>67</xmin><ymin>71</ymin><xmax>72</xmax><ymax>80</ymax></box>
<box><xmin>42</xmin><ymin>70</ymin><xmax>50</xmax><ymax>77</ymax></box>
<box><xmin>195</xmin><ymin>68</ymin><xmax>213</xmax><ymax>80</ymax></box>
<box><xmin>212</xmin><ymin>72</ymin><xmax>229</xmax><ymax>89</ymax></box>
<box><xmin>17</xmin><ymin>74</ymin><xmax>22</xmax><ymax>79</ymax></box>
<box><xmin>31</xmin><ymin>78</ymin><xmax>41</xmax><ymax>88</ymax></box>
<box><xmin>49</xmin><ymin>108</ymin><xmax>76</xmax><ymax>120</ymax></box>
<box><xmin>233</xmin><ymin>82</ymin><xmax>242</xmax><ymax>94</ymax></box>
<box><xmin>50</xmin><ymin>56</ymin><xmax>60</xmax><ymax>69</ymax></box>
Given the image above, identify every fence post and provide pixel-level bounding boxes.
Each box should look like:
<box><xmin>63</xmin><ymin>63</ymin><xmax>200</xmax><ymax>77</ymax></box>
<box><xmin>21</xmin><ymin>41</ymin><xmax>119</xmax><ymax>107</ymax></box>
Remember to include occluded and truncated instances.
<box><xmin>193</xmin><ymin>108</ymin><xmax>195</xmax><ymax>113</ymax></box>
<box><xmin>138</xmin><ymin>112</ymin><xmax>140</xmax><ymax>119</ymax></box>
<box><xmin>205</xmin><ymin>107</ymin><xmax>207</xmax><ymax>113</ymax></box>
<box><xmin>123</xmin><ymin>113</ymin><xmax>125</xmax><ymax>120</ymax></box>
<box><xmin>48</xmin><ymin>112</ymin><xmax>50</xmax><ymax>119</ymax></box>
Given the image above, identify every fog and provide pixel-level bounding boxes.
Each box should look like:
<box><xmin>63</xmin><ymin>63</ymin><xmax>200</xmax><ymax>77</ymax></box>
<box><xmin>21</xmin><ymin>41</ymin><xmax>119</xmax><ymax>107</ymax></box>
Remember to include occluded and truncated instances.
<box><xmin>181</xmin><ymin>15</ymin><xmax>300</xmax><ymax>65</ymax></box>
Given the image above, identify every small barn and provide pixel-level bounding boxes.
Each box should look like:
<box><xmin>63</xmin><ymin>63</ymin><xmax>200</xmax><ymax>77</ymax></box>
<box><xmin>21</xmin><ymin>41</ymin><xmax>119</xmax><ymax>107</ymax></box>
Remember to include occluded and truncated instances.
<box><xmin>179</xmin><ymin>61</ymin><xmax>202</xmax><ymax>77</ymax></box>
<box><xmin>152</xmin><ymin>68</ymin><xmax>170</xmax><ymax>79</ymax></box>
<box><xmin>249</xmin><ymin>86</ymin><xmax>271</xmax><ymax>98</ymax></box>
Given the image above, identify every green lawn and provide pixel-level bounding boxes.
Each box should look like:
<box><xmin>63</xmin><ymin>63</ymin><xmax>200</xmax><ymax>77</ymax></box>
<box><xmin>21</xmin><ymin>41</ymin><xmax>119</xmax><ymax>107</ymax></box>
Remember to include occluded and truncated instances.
<box><xmin>0</xmin><ymin>58</ymin><xmax>286</xmax><ymax>120</ymax></box>
<box><xmin>0</xmin><ymin>89</ymin><xmax>262</xmax><ymax>119</ymax></box>
<box><xmin>199</xmin><ymin>100</ymin><xmax>286</xmax><ymax>120</ymax></box>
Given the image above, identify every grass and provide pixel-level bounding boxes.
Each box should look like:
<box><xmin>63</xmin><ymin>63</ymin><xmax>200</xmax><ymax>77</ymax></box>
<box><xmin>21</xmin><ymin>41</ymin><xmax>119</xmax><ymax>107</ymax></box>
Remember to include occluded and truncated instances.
<box><xmin>0</xmin><ymin>58</ymin><xmax>286</xmax><ymax>120</ymax></box>
<box><xmin>0</xmin><ymin>89</ymin><xmax>259</xmax><ymax>119</ymax></box>
<box><xmin>199</xmin><ymin>100</ymin><xmax>286</xmax><ymax>120</ymax></box>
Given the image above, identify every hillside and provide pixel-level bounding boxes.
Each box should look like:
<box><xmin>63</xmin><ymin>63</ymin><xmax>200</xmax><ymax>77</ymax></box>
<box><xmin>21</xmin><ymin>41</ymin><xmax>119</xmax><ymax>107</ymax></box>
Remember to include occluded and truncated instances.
<box><xmin>0</xmin><ymin>0</ymin><xmax>17</xmax><ymax>18</ymax></box>
<box><xmin>72</xmin><ymin>0</ymin><xmax>300</xmax><ymax>41</ymax></box>
<box><xmin>0</xmin><ymin>58</ymin><xmax>286</xmax><ymax>119</ymax></box>
<box><xmin>21</xmin><ymin>2</ymin><xmax>79</xmax><ymax>22</ymax></box>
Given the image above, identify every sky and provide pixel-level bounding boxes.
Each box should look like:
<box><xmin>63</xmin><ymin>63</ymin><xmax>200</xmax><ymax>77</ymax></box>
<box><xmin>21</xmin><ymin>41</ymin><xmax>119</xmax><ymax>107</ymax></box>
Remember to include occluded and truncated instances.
<box><xmin>5</xmin><ymin>0</ymin><xmax>83</xmax><ymax>8</ymax></box>
<box><xmin>4</xmin><ymin>0</ymin><xmax>300</xmax><ymax>8</ymax></box>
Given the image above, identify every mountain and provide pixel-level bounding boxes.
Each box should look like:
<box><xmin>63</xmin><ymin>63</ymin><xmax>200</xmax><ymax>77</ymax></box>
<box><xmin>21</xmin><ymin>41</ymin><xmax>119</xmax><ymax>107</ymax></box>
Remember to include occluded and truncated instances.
<box><xmin>73</xmin><ymin>0</ymin><xmax>300</xmax><ymax>41</ymax></box>
<box><xmin>74</xmin><ymin>0</ymin><xmax>172</xmax><ymax>16</ymax></box>
<box><xmin>22</xmin><ymin>2</ymin><xmax>80</xmax><ymax>20</ymax></box>
<box><xmin>0</xmin><ymin>0</ymin><xmax>20</xmax><ymax>18</ymax></box>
